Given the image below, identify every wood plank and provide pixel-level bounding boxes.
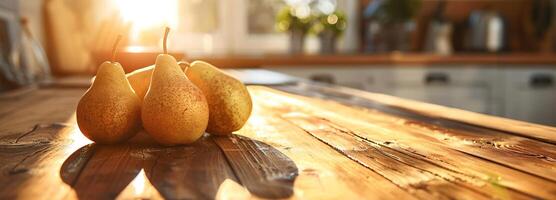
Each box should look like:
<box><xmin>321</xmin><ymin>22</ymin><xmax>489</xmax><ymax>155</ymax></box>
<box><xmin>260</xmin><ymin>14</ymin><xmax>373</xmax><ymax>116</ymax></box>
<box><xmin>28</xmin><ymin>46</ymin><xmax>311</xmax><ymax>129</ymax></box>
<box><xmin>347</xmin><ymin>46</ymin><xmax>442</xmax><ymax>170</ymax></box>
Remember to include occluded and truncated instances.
<box><xmin>142</xmin><ymin>134</ymin><xmax>239</xmax><ymax>200</ymax></box>
<box><xmin>0</xmin><ymin>88</ymin><xmax>49</xmax><ymax>120</ymax></box>
<box><xmin>0</xmin><ymin>77</ymin><xmax>90</xmax><ymax>105</ymax></box>
<box><xmin>234</xmin><ymin>92</ymin><xmax>418</xmax><ymax>200</ymax></box>
<box><xmin>306</xmin><ymin>84</ymin><xmax>556</xmax><ymax>144</ymax></box>
<box><xmin>0</xmin><ymin>88</ymin><xmax>84</xmax><ymax>135</ymax></box>
<box><xmin>2</xmin><ymin>79</ymin><xmax>555</xmax><ymax>199</ymax></box>
<box><xmin>281</xmin><ymin>113</ymin><xmax>532</xmax><ymax>200</ymax></box>
<box><xmin>63</xmin><ymin>142</ymin><xmax>143</xmax><ymax>199</ymax></box>
<box><xmin>0</xmin><ymin>123</ymin><xmax>89</xmax><ymax>199</ymax></box>
<box><xmin>0</xmin><ymin>86</ymin><xmax>37</xmax><ymax>100</ymax></box>
<box><xmin>59</xmin><ymin>143</ymin><xmax>96</xmax><ymax>186</ymax></box>
<box><xmin>0</xmin><ymin>86</ymin><xmax>242</xmax><ymax>199</ymax></box>
<box><xmin>251</xmin><ymin>86</ymin><xmax>556</xmax><ymax>199</ymax></box>
<box><xmin>278</xmin><ymin>83</ymin><xmax>556</xmax><ymax>182</ymax></box>
<box><xmin>401</xmin><ymin>120</ymin><xmax>556</xmax><ymax>181</ymax></box>
<box><xmin>64</xmin><ymin>132</ymin><xmax>239</xmax><ymax>200</ymax></box>
<box><xmin>212</xmin><ymin>134</ymin><xmax>297</xmax><ymax>199</ymax></box>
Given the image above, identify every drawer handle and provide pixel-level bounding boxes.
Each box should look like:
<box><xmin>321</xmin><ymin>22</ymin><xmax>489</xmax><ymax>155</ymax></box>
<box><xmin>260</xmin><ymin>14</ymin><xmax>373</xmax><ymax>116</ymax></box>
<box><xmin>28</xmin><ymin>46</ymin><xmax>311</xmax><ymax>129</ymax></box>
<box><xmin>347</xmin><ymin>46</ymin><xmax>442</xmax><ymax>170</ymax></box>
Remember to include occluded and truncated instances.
<box><xmin>310</xmin><ymin>74</ymin><xmax>335</xmax><ymax>84</ymax></box>
<box><xmin>425</xmin><ymin>72</ymin><xmax>450</xmax><ymax>85</ymax></box>
<box><xmin>530</xmin><ymin>74</ymin><xmax>553</xmax><ymax>88</ymax></box>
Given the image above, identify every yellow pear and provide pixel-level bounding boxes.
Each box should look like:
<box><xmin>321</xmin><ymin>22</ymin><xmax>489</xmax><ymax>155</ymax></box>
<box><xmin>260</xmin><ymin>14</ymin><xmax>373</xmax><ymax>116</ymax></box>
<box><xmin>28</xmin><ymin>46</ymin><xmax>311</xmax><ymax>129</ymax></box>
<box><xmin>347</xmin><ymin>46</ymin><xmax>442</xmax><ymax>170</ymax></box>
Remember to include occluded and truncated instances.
<box><xmin>126</xmin><ymin>61</ymin><xmax>188</xmax><ymax>102</ymax></box>
<box><xmin>76</xmin><ymin>61</ymin><xmax>142</xmax><ymax>144</ymax></box>
<box><xmin>186</xmin><ymin>61</ymin><xmax>252</xmax><ymax>135</ymax></box>
<box><xmin>141</xmin><ymin>28</ymin><xmax>209</xmax><ymax>145</ymax></box>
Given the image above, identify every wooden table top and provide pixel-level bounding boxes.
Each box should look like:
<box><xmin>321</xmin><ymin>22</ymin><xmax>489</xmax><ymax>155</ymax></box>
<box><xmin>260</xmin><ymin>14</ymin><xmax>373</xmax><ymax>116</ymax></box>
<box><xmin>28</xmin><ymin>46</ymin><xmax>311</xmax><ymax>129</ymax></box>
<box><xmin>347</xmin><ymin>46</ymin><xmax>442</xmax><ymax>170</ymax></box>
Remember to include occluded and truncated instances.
<box><xmin>1</xmin><ymin>74</ymin><xmax>556</xmax><ymax>199</ymax></box>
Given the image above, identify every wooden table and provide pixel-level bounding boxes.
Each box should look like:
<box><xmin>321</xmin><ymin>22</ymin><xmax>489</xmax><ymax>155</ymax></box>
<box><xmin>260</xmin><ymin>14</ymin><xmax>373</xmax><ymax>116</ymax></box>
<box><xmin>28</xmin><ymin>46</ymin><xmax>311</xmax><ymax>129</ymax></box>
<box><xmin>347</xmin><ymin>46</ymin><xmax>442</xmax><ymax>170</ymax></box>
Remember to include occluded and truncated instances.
<box><xmin>1</xmin><ymin>74</ymin><xmax>556</xmax><ymax>199</ymax></box>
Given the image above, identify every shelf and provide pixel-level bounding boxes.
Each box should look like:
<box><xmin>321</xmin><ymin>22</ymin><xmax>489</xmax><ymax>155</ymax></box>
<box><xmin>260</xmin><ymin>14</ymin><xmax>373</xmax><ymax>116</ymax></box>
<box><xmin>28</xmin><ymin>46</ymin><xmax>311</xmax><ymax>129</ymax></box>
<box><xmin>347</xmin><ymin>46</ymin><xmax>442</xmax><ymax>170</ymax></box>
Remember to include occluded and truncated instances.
<box><xmin>191</xmin><ymin>53</ymin><xmax>556</xmax><ymax>68</ymax></box>
<box><xmin>94</xmin><ymin>51</ymin><xmax>556</xmax><ymax>72</ymax></box>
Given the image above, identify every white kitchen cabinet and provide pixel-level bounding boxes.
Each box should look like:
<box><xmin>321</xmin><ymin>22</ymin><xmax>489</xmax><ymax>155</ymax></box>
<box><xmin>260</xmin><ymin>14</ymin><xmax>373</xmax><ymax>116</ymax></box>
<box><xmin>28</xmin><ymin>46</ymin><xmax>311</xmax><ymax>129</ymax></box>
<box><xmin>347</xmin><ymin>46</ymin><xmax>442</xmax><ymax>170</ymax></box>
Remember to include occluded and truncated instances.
<box><xmin>503</xmin><ymin>67</ymin><xmax>556</xmax><ymax>126</ymax></box>
<box><xmin>380</xmin><ymin>66</ymin><xmax>495</xmax><ymax>114</ymax></box>
<box><xmin>266</xmin><ymin>66</ymin><xmax>389</xmax><ymax>92</ymax></box>
<box><xmin>387</xmin><ymin>84</ymin><xmax>492</xmax><ymax>114</ymax></box>
<box><xmin>264</xmin><ymin>65</ymin><xmax>556</xmax><ymax>126</ymax></box>
<box><xmin>266</xmin><ymin>65</ymin><xmax>495</xmax><ymax>114</ymax></box>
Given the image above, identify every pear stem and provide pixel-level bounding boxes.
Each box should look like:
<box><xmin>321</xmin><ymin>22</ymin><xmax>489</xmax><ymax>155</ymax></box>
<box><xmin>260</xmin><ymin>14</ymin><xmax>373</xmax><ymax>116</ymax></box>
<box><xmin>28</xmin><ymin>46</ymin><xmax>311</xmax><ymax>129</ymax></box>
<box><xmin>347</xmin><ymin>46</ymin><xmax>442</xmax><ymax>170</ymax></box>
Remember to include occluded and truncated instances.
<box><xmin>111</xmin><ymin>35</ymin><xmax>122</xmax><ymax>62</ymax></box>
<box><xmin>163</xmin><ymin>27</ymin><xmax>170</xmax><ymax>54</ymax></box>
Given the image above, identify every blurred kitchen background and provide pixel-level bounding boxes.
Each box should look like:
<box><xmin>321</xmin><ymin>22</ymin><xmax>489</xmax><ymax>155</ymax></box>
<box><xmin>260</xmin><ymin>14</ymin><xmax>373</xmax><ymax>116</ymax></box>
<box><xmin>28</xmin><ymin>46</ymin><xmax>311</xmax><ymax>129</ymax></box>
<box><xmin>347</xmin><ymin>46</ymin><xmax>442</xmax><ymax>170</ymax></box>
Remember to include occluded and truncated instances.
<box><xmin>2</xmin><ymin>0</ymin><xmax>556</xmax><ymax>126</ymax></box>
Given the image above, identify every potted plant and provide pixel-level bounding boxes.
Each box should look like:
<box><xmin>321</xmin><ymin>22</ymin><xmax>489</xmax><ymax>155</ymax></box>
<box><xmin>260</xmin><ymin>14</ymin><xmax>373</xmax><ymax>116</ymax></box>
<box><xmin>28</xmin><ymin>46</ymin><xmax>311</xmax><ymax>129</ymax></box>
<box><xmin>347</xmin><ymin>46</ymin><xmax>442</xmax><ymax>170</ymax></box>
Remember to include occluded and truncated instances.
<box><xmin>276</xmin><ymin>5</ymin><xmax>314</xmax><ymax>54</ymax></box>
<box><xmin>364</xmin><ymin>0</ymin><xmax>422</xmax><ymax>52</ymax></box>
<box><xmin>311</xmin><ymin>11</ymin><xmax>347</xmax><ymax>54</ymax></box>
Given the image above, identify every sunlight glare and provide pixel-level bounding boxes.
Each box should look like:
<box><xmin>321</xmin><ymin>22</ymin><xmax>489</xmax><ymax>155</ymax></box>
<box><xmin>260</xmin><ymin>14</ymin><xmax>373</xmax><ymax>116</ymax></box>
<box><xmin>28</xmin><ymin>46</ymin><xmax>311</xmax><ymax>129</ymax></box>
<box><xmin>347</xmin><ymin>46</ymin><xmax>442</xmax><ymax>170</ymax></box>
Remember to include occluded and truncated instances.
<box><xmin>215</xmin><ymin>179</ymin><xmax>251</xmax><ymax>200</ymax></box>
<box><xmin>115</xmin><ymin>169</ymin><xmax>163</xmax><ymax>199</ymax></box>
<box><xmin>115</xmin><ymin>0</ymin><xmax>179</xmax><ymax>39</ymax></box>
<box><xmin>132</xmin><ymin>169</ymin><xmax>146</xmax><ymax>196</ymax></box>
<box><xmin>126</xmin><ymin>45</ymin><xmax>149</xmax><ymax>53</ymax></box>
<box><xmin>64</xmin><ymin>113</ymin><xmax>93</xmax><ymax>155</ymax></box>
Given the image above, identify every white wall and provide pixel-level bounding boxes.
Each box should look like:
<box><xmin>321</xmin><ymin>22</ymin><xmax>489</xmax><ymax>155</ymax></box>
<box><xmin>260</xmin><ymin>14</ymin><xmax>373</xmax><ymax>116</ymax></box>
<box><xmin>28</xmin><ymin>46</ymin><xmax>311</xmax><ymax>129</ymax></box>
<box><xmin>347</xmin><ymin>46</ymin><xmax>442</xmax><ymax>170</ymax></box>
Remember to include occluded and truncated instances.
<box><xmin>172</xmin><ymin>0</ymin><xmax>359</xmax><ymax>56</ymax></box>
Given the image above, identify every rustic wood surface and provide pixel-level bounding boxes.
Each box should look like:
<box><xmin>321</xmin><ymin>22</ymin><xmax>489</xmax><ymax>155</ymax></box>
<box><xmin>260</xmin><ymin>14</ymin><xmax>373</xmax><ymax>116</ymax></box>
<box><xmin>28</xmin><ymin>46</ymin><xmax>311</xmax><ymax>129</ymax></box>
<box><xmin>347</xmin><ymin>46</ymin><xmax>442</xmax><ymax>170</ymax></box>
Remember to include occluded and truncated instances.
<box><xmin>0</xmin><ymin>77</ymin><xmax>555</xmax><ymax>200</ymax></box>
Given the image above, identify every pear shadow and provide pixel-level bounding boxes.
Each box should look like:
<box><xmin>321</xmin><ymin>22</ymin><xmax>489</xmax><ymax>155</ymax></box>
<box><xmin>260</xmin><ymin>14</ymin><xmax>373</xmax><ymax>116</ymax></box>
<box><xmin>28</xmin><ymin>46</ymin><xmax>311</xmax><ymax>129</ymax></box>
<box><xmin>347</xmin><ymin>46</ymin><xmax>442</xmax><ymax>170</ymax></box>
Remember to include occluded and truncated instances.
<box><xmin>210</xmin><ymin>134</ymin><xmax>299</xmax><ymax>198</ymax></box>
<box><xmin>60</xmin><ymin>132</ymin><xmax>298</xmax><ymax>199</ymax></box>
<box><xmin>60</xmin><ymin>141</ymin><xmax>144</xmax><ymax>199</ymax></box>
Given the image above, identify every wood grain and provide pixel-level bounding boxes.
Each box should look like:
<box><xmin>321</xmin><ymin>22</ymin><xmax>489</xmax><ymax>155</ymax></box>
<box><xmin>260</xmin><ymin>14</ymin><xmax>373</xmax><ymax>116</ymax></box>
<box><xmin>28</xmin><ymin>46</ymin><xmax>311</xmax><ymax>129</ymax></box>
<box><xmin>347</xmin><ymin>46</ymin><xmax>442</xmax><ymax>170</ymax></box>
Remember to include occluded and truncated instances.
<box><xmin>251</xmin><ymin>86</ymin><xmax>556</xmax><ymax>199</ymax></box>
<box><xmin>278</xmin><ymin>83</ymin><xmax>556</xmax><ymax>181</ymax></box>
<box><xmin>61</xmin><ymin>132</ymin><xmax>240</xmax><ymax>200</ymax></box>
<box><xmin>0</xmin><ymin>88</ymin><xmax>84</xmax><ymax>134</ymax></box>
<box><xmin>0</xmin><ymin>87</ymin><xmax>46</xmax><ymax>119</ymax></box>
<box><xmin>63</xmin><ymin>143</ymin><xmax>144</xmax><ymax>199</ymax></box>
<box><xmin>213</xmin><ymin>134</ymin><xmax>298</xmax><ymax>199</ymax></box>
<box><xmin>234</xmin><ymin>93</ymin><xmax>418</xmax><ymax>200</ymax></box>
<box><xmin>142</xmin><ymin>134</ymin><xmax>239</xmax><ymax>200</ymax></box>
<box><xmin>2</xmin><ymin>77</ymin><xmax>556</xmax><ymax>199</ymax></box>
<box><xmin>59</xmin><ymin>129</ymin><xmax>299</xmax><ymax>199</ymax></box>
<box><xmin>0</xmin><ymin>123</ymin><xmax>85</xmax><ymax>199</ymax></box>
<box><xmin>281</xmin><ymin>113</ymin><xmax>532</xmax><ymax>200</ymax></box>
<box><xmin>302</xmin><ymin>83</ymin><xmax>556</xmax><ymax>144</ymax></box>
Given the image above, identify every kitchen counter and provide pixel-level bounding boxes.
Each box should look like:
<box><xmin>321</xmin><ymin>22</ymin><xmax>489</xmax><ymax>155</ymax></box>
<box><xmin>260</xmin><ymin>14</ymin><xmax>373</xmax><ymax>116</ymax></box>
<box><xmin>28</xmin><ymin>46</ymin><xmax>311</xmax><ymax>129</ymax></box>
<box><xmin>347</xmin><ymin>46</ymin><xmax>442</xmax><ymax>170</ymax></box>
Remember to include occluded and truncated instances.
<box><xmin>96</xmin><ymin>52</ymin><xmax>556</xmax><ymax>72</ymax></box>
<box><xmin>1</xmin><ymin>72</ymin><xmax>556</xmax><ymax>199</ymax></box>
<box><xmin>194</xmin><ymin>53</ymin><xmax>556</xmax><ymax>68</ymax></box>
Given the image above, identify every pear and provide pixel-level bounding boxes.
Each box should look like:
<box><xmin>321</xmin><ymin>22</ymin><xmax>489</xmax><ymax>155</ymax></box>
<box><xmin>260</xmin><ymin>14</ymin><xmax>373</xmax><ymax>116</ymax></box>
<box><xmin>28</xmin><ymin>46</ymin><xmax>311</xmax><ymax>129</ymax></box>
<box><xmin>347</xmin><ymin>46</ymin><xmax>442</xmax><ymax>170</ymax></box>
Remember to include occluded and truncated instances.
<box><xmin>126</xmin><ymin>61</ymin><xmax>188</xmax><ymax>103</ymax></box>
<box><xmin>141</xmin><ymin>28</ymin><xmax>209</xmax><ymax>145</ymax></box>
<box><xmin>186</xmin><ymin>61</ymin><xmax>252</xmax><ymax>135</ymax></box>
<box><xmin>76</xmin><ymin>61</ymin><xmax>142</xmax><ymax>144</ymax></box>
